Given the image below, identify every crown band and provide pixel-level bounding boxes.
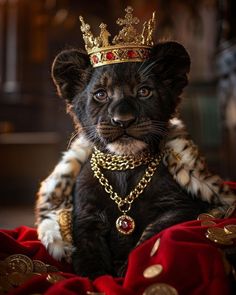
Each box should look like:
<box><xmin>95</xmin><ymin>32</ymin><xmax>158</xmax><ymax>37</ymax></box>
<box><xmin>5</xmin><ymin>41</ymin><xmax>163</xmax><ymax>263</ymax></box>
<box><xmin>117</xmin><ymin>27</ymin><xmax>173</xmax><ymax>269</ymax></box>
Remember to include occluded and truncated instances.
<box><xmin>90</xmin><ymin>45</ymin><xmax>151</xmax><ymax>67</ymax></box>
<box><xmin>79</xmin><ymin>7</ymin><xmax>156</xmax><ymax>67</ymax></box>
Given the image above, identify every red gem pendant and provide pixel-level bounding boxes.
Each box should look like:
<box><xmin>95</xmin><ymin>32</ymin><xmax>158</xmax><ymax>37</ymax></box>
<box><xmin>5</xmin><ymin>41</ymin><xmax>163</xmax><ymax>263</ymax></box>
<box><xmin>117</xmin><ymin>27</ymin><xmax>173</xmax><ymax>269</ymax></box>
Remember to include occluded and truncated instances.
<box><xmin>116</xmin><ymin>215</ymin><xmax>135</xmax><ymax>235</ymax></box>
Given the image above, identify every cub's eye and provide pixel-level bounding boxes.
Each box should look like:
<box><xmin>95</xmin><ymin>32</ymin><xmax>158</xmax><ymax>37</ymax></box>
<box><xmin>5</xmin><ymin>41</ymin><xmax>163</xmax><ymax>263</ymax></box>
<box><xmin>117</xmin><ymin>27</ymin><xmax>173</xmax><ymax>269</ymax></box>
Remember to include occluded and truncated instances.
<box><xmin>138</xmin><ymin>87</ymin><xmax>152</xmax><ymax>99</ymax></box>
<box><xmin>93</xmin><ymin>90</ymin><xmax>108</xmax><ymax>102</ymax></box>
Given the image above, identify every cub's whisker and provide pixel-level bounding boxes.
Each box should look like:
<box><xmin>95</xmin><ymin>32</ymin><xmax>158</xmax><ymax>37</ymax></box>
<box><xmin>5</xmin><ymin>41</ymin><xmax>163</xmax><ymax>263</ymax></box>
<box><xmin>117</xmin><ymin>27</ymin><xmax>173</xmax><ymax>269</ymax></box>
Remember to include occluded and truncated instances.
<box><xmin>67</xmin><ymin>131</ymin><xmax>80</xmax><ymax>149</ymax></box>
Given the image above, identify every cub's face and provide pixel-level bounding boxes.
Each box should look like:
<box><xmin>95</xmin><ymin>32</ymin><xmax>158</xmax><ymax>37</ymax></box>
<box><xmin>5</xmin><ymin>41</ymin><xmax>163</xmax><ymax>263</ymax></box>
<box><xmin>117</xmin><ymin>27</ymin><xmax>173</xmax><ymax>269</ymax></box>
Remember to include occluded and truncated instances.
<box><xmin>52</xmin><ymin>42</ymin><xmax>190</xmax><ymax>155</ymax></box>
<box><xmin>75</xmin><ymin>63</ymin><xmax>177</xmax><ymax>155</ymax></box>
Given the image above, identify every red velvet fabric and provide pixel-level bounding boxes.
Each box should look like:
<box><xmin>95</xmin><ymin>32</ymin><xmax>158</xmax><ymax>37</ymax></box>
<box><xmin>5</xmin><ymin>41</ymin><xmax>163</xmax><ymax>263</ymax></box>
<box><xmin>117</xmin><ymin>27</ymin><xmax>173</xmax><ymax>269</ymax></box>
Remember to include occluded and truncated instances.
<box><xmin>1</xmin><ymin>219</ymin><xmax>236</xmax><ymax>295</ymax></box>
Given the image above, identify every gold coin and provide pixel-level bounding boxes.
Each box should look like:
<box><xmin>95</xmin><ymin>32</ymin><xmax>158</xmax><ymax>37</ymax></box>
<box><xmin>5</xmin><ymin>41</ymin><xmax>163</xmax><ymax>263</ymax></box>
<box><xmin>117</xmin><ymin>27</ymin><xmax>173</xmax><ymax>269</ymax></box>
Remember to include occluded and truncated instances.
<box><xmin>150</xmin><ymin>238</ymin><xmax>161</xmax><ymax>257</ymax></box>
<box><xmin>208</xmin><ymin>208</ymin><xmax>224</xmax><ymax>218</ymax></box>
<box><xmin>224</xmin><ymin>224</ymin><xmax>236</xmax><ymax>235</ymax></box>
<box><xmin>5</xmin><ymin>254</ymin><xmax>33</xmax><ymax>274</ymax></box>
<box><xmin>206</xmin><ymin>227</ymin><xmax>233</xmax><ymax>245</ymax></box>
<box><xmin>143</xmin><ymin>283</ymin><xmax>178</xmax><ymax>295</ymax></box>
<box><xmin>197</xmin><ymin>213</ymin><xmax>215</xmax><ymax>221</ymax></box>
<box><xmin>46</xmin><ymin>264</ymin><xmax>59</xmax><ymax>273</ymax></box>
<box><xmin>201</xmin><ymin>220</ymin><xmax>216</xmax><ymax>227</ymax></box>
<box><xmin>7</xmin><ymin>272</ymin><xmax>26</xmax><ymax>286</ymax></box>
<box><xmin>143</xmin><ymin>264</ymin><xmax>163</xmax><ymax>279</ymax></box>
<box><xmin>33</xmin><ymin>260</ymin><xmax>47</xmax><ymax>273</ymax></box>
<box><xmin>224</xmin><ymin>204</ymin><xmax>236</xmax><ymax>218</ymax></box>
<box><xmin>46</xmin><ymin>273</ymin><xmax>66</xmax><ymax>284</ymax></box>
<box><xmin>207</xmin><ymin>227</ymin><xmax>228</xmax><ymax>238</ymax></box>
<box><xmin>205</xmin><ymin>233</ymin><xmax>233</xmax><ymax>245</ymax></box>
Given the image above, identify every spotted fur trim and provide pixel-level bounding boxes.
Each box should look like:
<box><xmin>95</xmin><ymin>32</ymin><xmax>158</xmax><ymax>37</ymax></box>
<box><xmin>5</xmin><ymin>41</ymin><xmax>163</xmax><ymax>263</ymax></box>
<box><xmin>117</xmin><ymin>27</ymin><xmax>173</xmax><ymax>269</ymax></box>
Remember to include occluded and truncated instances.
<box><xmin>164</xmin><ymin>118</ymin><xmax>235</xmax><ymax>206</ymax></box>
<box><xmin>36</xmin><ymin>118</ymin><xmax>236</xmax><ymax>261</ymax></box>
<box><xmin>36</xmin><ymin>136</ymin><xmax>92</xmax><ymax>261</ymax></box>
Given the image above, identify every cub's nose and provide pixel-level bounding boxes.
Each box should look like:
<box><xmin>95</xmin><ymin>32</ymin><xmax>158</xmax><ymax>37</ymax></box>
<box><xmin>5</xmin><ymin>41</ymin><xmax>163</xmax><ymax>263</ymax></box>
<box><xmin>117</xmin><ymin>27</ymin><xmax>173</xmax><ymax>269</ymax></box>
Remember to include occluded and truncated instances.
<box><xmin>111</xmin><ymin>114</ymin><xmax>136</xmax><ymax>128</ymax></box>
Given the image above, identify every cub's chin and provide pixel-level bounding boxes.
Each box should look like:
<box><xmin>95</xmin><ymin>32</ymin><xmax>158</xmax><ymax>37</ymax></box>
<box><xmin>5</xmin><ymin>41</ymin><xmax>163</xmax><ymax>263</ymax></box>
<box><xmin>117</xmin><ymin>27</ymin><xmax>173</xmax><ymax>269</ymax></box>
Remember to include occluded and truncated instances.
<box><xmin>106</xmin><ymin>136</ymin><xmax>148</xmax><ymax>155</ymax></box>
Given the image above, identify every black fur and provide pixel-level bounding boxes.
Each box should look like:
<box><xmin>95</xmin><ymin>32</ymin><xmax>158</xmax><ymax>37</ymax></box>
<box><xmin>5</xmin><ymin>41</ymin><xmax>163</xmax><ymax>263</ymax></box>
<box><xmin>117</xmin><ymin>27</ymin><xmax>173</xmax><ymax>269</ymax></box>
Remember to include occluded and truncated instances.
<box><xmin>52</xmin><ymin>42</ymin><xmax>217</xmax><ymax>278</ymax></box>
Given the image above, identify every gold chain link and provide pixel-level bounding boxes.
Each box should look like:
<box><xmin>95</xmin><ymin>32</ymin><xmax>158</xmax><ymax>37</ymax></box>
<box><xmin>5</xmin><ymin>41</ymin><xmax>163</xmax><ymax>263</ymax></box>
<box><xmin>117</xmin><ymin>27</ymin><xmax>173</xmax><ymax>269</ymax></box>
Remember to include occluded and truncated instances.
<box><xmin>93</xmin><ymin>146</ymin><xmax>153</xmax><ymax>170</ymax></box>
<box><xmin>90</xmin><ymin>148</ymin><xmax>163</xmax><ymax>214</ymax></box>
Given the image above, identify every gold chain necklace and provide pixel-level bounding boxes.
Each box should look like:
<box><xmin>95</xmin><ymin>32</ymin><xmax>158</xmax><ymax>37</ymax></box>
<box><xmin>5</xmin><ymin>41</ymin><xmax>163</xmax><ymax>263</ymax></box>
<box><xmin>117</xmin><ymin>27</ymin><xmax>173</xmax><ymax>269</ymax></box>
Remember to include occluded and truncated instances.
<box><xmin>90</xmin><ymin>148</ymin><xmax>163</xmax><ymax>235</ymax></box>
<box><xmin>93</xmin><ymin>147</ymin><xmax>153</xmax><ymax>170</ymax></box>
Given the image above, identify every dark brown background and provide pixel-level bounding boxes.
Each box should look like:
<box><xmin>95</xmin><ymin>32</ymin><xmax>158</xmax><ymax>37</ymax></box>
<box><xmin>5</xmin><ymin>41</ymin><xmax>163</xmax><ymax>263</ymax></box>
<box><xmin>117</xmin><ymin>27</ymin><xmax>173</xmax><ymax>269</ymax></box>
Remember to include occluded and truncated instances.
<box><xmin>0</xmin><ymin>0</ymin><xmax>235</xmax><ymax>227</ymax></box>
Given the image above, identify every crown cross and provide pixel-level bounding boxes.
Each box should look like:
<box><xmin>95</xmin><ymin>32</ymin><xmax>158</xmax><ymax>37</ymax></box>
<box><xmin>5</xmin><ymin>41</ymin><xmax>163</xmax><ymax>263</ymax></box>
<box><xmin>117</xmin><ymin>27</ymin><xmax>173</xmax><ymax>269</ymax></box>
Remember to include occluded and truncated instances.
<box><xmin>113</xmin><ymin>7</ymin><xmax>140</xmax><ymax>44</ymax></box>
<box><xmin>79</xmin><ymin>7</ymin><xmax>156</xmax><ymax>67</ymax></box>
<box><xmin>117</xmin><ymin>6</ymin><xmax>139</xmax><ymax>26</ymax></box>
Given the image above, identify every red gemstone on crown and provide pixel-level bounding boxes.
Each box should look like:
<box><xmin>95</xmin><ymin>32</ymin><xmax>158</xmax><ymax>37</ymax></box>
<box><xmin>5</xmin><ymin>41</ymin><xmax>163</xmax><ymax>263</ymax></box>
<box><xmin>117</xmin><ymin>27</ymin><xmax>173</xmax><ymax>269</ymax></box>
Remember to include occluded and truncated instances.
<box><xmin>106</xmin><ymin>52</ymin><xmax>115</xmax><ymax>60</ymax></box>
<box><xmin>92</xmin><ymin>55</ymin><xmax>99</xmax><ymax>64</ymax></box>
<box><xmin>127</xmin><ymin>50</ymin><xmax>138</xmax><ymax>58</ymax></box>
<box><xmin>116</xmin><ymin>215</ymin><xmax>135</xmax><ymax>235</ymax></box>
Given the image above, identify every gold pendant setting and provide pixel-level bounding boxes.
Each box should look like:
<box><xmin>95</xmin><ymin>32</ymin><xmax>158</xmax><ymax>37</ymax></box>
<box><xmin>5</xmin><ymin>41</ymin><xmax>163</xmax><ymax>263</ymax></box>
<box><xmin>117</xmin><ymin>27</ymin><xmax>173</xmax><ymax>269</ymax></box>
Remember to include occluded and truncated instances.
<box><xmin>91</xmin><ymin>147</ymin><xmax>163</xmax><ymax>235</ymax></box>
<box><xmin>116</xmin><ymin>215</ymin><xmax>135</xmax><ymax>235</ymax></box>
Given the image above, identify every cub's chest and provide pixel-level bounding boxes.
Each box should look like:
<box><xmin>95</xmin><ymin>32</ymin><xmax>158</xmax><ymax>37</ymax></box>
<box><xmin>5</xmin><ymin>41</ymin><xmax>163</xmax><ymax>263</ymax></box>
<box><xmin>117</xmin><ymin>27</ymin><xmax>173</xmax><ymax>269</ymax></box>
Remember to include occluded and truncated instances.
<box><xmin>74</xmin><ymin>159</ymin><xmax>171</xmax><ymax>213</ymax></box>
<box><xmin>74</xmin><ymin>160</ymin><xmax>147</xmax><ymax>207</ymax></box>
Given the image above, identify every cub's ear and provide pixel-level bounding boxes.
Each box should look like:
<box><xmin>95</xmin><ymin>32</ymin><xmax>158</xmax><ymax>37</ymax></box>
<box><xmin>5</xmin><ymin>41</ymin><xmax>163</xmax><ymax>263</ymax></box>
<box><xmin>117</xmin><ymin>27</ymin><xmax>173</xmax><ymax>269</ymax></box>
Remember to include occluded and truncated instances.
<box><xmin>150</xmin><ymin>41</ymin><xmax>191</xmax><ymax>95</ymax></box>
<box><xmin>51</xmin><ymin>49</ymin><xmax>91</xmax><ymax>102</ymax></box>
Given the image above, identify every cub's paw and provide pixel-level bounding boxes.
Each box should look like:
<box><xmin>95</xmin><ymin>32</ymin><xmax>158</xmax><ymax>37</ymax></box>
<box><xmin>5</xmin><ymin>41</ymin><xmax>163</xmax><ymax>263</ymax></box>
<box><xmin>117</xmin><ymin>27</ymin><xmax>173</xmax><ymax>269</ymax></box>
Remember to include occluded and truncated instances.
<box><xmin>37</xmin><ymin>218</ymin><xmax>73</xmax><ymax>263</ymax></box>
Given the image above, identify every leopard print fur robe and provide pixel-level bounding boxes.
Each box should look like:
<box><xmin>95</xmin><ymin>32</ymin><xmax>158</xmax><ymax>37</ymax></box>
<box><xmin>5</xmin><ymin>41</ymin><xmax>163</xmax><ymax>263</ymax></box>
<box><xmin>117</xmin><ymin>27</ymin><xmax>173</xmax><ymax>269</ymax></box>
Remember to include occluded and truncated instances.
<box><xmin>36</xmin><ymin>117</ymin><xmax>236</xmax><ymax>262</ymax></box>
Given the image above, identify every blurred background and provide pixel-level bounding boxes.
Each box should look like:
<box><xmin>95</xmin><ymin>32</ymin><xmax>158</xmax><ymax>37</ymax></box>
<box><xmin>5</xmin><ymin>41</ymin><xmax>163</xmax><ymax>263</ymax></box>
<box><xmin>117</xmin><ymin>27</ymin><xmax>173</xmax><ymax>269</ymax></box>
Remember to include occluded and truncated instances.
<box><xmin>0</xmin><ymin>0</ymin><xmax>236</xmax><ymax>228</ymax></box>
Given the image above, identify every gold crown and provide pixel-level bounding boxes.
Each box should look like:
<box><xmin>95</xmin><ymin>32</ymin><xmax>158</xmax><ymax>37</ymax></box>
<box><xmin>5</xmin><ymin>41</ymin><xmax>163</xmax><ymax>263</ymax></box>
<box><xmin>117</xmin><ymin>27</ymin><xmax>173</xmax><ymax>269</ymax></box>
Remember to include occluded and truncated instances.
<box><xmin>79</xmin><ymin>7</ymin><xmax>156</xmax><ymax>67</ymax></box>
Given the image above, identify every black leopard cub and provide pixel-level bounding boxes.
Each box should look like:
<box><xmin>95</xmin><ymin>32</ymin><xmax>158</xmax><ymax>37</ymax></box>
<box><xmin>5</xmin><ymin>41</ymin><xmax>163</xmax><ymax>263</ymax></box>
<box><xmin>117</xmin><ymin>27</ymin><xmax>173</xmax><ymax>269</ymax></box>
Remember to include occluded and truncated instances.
<box><xmin>51</xmin><ymin>42</ymin><xmax>219</xmax><ymax>278</ymax></box>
